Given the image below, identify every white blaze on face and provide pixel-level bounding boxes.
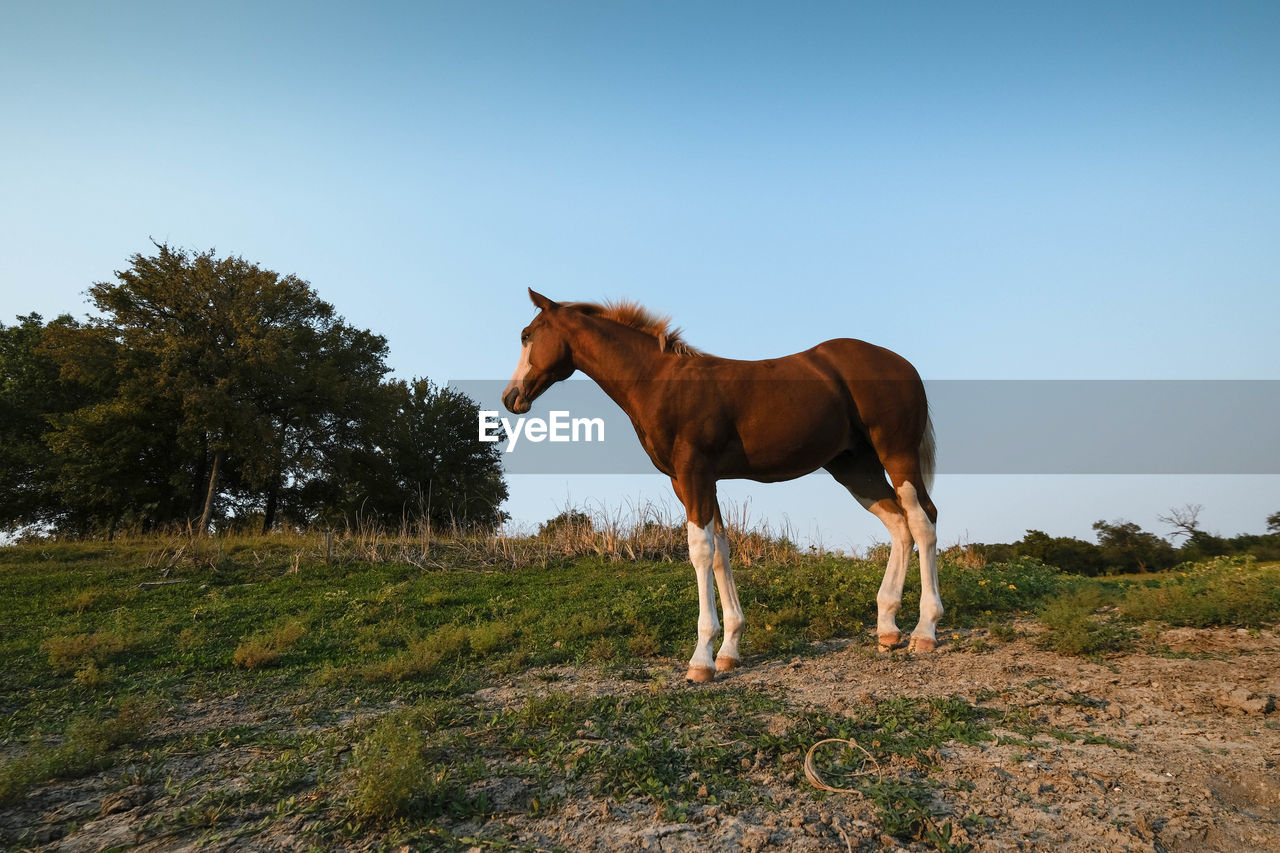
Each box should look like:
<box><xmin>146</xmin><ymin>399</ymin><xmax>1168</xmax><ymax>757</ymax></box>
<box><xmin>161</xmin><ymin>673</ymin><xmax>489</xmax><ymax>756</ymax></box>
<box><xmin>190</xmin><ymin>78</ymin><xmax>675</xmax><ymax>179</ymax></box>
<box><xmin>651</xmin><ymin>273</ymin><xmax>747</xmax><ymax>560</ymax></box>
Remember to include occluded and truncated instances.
<box><xmin>505</xmin><ymin>343</ymin><xmax>532</xmax><ymax>400</ymax></box>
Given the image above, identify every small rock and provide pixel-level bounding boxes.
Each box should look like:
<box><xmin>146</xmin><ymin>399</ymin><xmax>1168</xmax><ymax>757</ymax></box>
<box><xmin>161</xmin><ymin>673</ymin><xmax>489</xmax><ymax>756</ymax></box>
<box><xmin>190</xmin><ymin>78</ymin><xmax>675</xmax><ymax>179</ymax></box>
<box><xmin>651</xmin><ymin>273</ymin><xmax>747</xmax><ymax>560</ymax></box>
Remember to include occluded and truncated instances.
<box><xmin>1213</xmin><ymin>686</ymin><xmax>1275</xmax><ymax>715</ymax></box>
<box><xmin>99</xmin><ymin>785</ymin><xmax>153</xmax><ymax>816</ymax></box>
<box><xmin>741</xmin><ymin>826</ymin><xmax>771</xmax><ymax>853</ymax></box>
<box><xmin>34</xmin><ymin>826</ymin><xmax>66</xmax><ymax>845</ymax></box>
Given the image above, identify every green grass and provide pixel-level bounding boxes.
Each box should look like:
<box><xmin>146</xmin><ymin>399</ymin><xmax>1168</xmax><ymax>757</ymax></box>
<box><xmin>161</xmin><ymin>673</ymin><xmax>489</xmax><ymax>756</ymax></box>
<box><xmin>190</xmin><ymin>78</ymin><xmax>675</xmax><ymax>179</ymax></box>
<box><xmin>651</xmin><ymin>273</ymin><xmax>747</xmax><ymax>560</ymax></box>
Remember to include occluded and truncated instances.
<box><xmin>1</xmin><ymin>536</ymin><xmax>1276</xmax><ymax>850</ymax></box>
<box><xmin>1029</xmin><ymin>556</ymin><xmax>1280</xmax><ymax>657</ymax></box>
<box><xmin>1118</xmin><ymin>555</ymin><xmax>1280</xmax><ymax>627</ymax></box>
<box><xmin>0</xmin><ymin>695</ymin><xmax>161</xmax><ymax>805</ymax></box>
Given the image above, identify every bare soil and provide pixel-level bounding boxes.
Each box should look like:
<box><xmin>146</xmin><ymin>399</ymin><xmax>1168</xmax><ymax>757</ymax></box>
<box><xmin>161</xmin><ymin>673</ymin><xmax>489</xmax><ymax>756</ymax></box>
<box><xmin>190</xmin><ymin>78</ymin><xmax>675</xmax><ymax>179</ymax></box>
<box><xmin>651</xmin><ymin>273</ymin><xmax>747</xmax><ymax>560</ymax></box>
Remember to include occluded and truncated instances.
<box><xmin>464</xmin><ymin>624</ymin><xmax>1280</xmax><ymax>853</ymax></box>
<box><xmin>7</xmin><ymin>623</ymin><xmax>1280</xmax><ymax>852</ymax></box>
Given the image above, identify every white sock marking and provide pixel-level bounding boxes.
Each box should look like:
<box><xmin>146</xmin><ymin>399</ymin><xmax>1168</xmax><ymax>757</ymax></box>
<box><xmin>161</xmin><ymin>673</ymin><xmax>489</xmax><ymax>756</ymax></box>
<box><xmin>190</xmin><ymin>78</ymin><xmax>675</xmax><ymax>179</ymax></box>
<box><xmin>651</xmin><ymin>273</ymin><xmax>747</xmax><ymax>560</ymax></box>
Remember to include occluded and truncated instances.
<box><xmin>687</xmin><ymin>520</ymin><xmax>719</xmax><ymax>672</ymax></box>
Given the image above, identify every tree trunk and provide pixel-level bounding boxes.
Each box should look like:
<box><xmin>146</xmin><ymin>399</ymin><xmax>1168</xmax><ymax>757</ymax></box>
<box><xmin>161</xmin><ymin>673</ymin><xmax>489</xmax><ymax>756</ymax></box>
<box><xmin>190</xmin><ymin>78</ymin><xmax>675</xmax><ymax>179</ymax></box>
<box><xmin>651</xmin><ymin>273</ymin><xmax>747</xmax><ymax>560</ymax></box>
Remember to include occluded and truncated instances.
<box><xmin>189</xmin><ymin>446</ymin><xmax>209</xmax><ymax>525</ymax></box>
<box><xmin>198</xmin><ymin>450</ymin><xmax>225</xmax><ymax>535</ymax></box>
<box><xmin>262</xmin><ymin>479</ymin><xmax>279</xmax><ymax>535</ymax></box>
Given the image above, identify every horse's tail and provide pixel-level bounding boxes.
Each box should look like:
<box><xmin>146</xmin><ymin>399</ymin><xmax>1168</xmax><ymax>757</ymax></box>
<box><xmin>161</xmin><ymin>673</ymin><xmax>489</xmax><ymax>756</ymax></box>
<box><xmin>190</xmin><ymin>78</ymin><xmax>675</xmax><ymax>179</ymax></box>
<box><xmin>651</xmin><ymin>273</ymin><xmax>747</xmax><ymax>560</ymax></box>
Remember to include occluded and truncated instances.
<box><xmin>918</xmin><ymin>409</ymin><xmax>936</xmax><ymax>494</ymax></box>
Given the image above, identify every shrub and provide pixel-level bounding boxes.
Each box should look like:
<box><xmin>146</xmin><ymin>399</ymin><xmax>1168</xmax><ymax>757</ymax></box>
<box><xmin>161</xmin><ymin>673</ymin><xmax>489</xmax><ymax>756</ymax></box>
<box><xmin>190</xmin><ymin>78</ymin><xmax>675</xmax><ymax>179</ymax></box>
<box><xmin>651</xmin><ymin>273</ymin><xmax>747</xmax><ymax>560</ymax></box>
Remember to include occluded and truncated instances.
<box><xmin>347</xmin><ymin>708</ymin><xmax>476</xmax><ymax>821</ymax></box>
<box><xmin>940</xmin><ymin>556</ymin><xmax>1065</xmax><ymax>622</ymax></box>
<box><xmin>1035</xmin><ymin>587</ymin><xmax>1135</xmax><ymax>656</ymax></box>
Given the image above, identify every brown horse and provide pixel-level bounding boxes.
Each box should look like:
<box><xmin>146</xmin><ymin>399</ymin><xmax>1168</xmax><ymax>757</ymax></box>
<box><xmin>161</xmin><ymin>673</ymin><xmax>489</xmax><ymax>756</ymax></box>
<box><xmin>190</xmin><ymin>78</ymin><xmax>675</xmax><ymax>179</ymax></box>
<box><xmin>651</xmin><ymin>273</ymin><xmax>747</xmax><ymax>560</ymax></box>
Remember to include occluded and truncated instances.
<box><xmin>503</xmin><ymin>289</ymin><xmax>941</xmax><ymax>682</ymax></box>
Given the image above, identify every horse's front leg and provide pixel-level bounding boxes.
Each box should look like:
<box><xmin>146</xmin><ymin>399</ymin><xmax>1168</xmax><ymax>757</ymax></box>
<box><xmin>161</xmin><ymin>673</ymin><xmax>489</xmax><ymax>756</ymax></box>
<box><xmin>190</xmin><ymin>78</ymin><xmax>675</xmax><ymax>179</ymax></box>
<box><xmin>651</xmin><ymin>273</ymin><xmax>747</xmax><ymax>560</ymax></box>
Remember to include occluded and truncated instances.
<box><xmin>674</xmin><ymin>474</ymin><xmax>723</xmax><ymax>683</ymax></box>
<box><xmin>685</xmin><ymin>518</ymin><xmax>720</xmax><ymax>683</ymax></box>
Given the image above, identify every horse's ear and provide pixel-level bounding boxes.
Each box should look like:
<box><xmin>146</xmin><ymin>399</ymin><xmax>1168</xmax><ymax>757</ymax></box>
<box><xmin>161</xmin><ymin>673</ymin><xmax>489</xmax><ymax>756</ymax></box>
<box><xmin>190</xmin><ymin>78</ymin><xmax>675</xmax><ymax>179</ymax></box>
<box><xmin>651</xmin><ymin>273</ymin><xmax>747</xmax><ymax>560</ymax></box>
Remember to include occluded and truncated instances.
<box><xmin>528</xmin><ymin>288</ymin><xmax>559</xmax><ymax>311</ymax></box>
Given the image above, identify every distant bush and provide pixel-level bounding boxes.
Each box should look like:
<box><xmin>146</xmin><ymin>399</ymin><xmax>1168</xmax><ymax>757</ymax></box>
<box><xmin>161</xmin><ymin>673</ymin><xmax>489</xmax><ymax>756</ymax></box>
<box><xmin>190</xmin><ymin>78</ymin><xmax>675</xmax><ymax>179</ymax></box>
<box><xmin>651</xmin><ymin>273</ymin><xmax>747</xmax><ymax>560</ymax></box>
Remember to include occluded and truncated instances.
<box><xmin>537</xmin><ymin>509</ymin><xmax>594</xmax><ymax>538</ymax></box>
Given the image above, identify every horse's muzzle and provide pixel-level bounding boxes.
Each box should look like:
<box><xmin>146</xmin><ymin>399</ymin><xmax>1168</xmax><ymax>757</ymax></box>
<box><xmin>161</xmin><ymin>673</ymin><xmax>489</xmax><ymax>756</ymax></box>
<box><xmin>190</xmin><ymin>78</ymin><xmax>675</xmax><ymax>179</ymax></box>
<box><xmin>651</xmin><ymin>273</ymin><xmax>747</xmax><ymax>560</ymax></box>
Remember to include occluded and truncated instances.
<box><xmin>502</xmin><ymin>386</ymin><xmax>528</xmax><ymax>414</ymax></box>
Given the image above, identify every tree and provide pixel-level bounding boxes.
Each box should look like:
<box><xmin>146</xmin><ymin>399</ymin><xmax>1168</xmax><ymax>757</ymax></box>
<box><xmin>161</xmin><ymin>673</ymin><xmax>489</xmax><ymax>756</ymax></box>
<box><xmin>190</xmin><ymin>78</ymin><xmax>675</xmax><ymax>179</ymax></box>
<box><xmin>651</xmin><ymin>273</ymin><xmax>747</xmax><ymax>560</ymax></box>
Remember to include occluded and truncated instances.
<box><xmin>1269</xmin><ymin>512</ymin><xmax>1280</xmax><ymax>535</ymax></box>
<box><xmin>1157</xmin><ymin>503</ymin><xmax>1203</xmax><ymax>542</ymax></box>
<box><xmin>5</xmin><ymin>244</ymin><xmax>509</xmax><ymax>538</ymax></box>
<box><xmin>1015</xmin><ymin>529</ymin><xmax>1105</xmax><ymax>576</ymax></box>
<box><xmin>1092</xmin><ymin>519</ymin><xmax>1178</xmax><ymax>574</ymax></box>
<box><xmin>340</xmin><ymin>379</ymin><xmax>509</xmax><ymax>529</ymax></box>
<box><xmin>0</xmin><ymin>314</ymin><xmax>107</xmax><ymax>533</ymax></box>
<box><xmin>45</xmin><ymin>243</ymin><xmax>392</xmax><ymax>534</ymax></box>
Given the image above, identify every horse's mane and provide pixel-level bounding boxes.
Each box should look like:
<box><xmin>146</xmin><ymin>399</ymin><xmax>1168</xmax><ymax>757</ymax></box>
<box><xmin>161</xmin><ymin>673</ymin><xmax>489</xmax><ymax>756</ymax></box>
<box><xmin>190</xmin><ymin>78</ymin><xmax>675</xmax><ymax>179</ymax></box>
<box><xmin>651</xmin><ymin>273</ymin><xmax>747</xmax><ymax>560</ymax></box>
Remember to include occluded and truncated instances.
<box><xmin>566</xmin><ymin>299</ymin><xmax>703</xmax><ymax>356</ymax></box>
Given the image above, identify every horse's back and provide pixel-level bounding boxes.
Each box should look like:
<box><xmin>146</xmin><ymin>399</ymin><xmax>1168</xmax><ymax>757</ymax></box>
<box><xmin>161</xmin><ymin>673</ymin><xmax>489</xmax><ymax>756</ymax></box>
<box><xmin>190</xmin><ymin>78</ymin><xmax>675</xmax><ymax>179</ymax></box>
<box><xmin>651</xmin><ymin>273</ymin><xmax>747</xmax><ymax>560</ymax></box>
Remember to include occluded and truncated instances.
<box><xmin>806</xmin><ymin>338</ymin><xmax>924</xmax><ymax>383</ymax></box>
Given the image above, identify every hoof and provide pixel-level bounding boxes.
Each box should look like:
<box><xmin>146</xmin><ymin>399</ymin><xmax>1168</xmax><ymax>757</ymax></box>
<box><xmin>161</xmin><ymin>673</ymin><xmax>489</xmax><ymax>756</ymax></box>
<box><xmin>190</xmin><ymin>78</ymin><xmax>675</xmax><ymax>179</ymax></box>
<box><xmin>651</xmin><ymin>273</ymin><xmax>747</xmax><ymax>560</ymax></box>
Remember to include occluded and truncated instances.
<box><xmin>908</xmin><ymin>635</ymin><xmax>937</xmax><ymax>653</ymax></box>
<box><xmin>685</xmin><ymin>665</ymin><xmax>716</xmax><ymax>683</ymax></box>
<box><xmin>715</xmin><ymin>655</ymin><xmax>741</xmax><ymax>672</ymax></box>
<box><xmin>877</xmin><ymin>632</ymin><xmax>902</xmax><ymax>652</ymax></box>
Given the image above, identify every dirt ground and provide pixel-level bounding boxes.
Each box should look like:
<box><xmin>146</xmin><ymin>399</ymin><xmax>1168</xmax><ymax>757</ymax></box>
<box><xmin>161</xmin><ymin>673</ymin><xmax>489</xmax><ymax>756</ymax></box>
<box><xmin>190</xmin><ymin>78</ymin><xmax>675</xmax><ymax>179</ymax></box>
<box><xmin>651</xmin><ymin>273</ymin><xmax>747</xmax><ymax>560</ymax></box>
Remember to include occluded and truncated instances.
<box><xmin>474</xmin><ymin>623</ymin><xmax>1280</xmax><ymax>853</ymax></box>
<box><xmin>7</xmin><ymin>623</ymin><xmax>1280</xmax><ymax>852</ymax></box>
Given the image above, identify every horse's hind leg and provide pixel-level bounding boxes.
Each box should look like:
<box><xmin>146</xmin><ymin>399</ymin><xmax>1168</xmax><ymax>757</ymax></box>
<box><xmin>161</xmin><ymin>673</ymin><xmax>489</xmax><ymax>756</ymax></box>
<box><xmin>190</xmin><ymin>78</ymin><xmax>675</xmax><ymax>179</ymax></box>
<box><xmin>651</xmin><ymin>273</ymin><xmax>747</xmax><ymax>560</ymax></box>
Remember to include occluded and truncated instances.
<box><xmin>882</xmin><ymin>463</ymin><xmax>942</xmax><ymax>652</ymax></box>
<box><xmin>825</xmin><ymin>452</ymin><xmax>913</xmax><ymax>651</ymax></box>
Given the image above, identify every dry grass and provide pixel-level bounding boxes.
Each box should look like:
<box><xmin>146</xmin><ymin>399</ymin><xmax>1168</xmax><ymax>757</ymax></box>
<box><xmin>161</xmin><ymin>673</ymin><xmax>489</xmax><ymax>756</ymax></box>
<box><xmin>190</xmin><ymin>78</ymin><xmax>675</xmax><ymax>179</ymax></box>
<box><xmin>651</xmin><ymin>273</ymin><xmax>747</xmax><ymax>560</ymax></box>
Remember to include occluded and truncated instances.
<box><xmin>232</xmin><ymin>619</ymin><xmax>307</xmax><ymax>669</ymax></box>
<box><xmin>118</xmin><ymin>498</ymin><xmax>829</xmax><ymax>575</ymax></box>
<box><xmin>42</xmin><ymin>629</ymin><xmax>134</xmax><ymax>675</ymax></box>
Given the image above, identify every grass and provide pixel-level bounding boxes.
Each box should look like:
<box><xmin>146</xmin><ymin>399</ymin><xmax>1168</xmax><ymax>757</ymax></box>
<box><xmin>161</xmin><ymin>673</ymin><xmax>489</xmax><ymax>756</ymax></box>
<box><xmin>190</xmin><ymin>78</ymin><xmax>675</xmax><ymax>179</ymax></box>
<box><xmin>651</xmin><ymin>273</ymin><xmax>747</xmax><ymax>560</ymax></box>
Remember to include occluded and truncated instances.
<box><xmin>0</xmin><ymin>695</ymin><xmax>160</xmax><ymax>805</ymax></box>
<box><xmin>1030</xmin><ymin>555</ymin><xmax>1280</xmax><ymax>657</ymax></box>
<box><xmin>1118</xmin><ymin>555</ymin><xmax>1280</xmax><ymax>627</ymax></box>
<box><xmin>0</xmin><ymin>528</ymin><xmax>1276</xmax><ymax>850</ymax></box>
<box><xmin>342</xmin><ymin>686</ymin><xmax>993</xmax><ymax>847</ymax></box>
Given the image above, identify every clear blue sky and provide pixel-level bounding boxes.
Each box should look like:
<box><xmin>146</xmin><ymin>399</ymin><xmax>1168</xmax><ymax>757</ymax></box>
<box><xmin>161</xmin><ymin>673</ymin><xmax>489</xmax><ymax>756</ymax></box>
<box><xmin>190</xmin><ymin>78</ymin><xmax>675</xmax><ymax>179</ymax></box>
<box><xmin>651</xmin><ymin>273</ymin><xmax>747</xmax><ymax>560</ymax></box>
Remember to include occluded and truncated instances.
<box><xmin>3</xmin><ymin>1</ymin><xmax>1277</xmax><ymax>546</ymax></box>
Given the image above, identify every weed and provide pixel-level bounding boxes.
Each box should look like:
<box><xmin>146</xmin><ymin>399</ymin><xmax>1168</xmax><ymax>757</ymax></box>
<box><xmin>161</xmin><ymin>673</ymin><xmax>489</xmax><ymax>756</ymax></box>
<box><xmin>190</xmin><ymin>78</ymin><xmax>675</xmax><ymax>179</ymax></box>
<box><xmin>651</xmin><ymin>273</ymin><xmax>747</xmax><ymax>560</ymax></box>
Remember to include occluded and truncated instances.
<box><xmin>347</xmin><ymin>708</ymin><xmax>484</xmax><ymax>821</ymax></box>
<box><xmin>355</xmin><ymin>624</ymin><xmax>470</xmax><ymax>683</ymax></box>
<box><xmin>43</xmin><ymin>629</ymin><xmax>134</xmax><ymax>674</ymax></box>
<box><xmin>74</xmin><ymin>660</ymin><xmax>114</xmax><ymax>688</ymax></box>
<box><xmin>1036</xmin><ymin>588</ymin><xmax>1136</xmax><ymax>657</ymax></box>
<box><xmin>233</xmin><ymin>619</ymin><xmax>307</xmax><ymax>669</ymax></box>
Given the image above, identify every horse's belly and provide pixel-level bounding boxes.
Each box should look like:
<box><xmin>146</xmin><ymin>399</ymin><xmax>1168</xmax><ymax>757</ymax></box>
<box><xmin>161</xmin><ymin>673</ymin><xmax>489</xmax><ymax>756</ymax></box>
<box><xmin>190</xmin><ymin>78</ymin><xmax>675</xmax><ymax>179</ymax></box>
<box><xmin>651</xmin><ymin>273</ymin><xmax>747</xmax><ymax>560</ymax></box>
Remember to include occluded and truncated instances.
<box><xmin>717</xmin><ymin>427</ymin><xmax>849</xmax><ymax>481</ymax></box>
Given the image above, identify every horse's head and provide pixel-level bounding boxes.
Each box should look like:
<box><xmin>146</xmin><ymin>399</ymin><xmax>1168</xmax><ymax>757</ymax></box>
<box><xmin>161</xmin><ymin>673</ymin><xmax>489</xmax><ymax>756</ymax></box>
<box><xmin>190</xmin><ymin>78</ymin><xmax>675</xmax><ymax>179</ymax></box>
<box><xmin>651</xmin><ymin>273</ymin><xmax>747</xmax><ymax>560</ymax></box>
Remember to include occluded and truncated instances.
<box><xmin>502</xmin><ymin>289</ymin><xmax>576</xmax><ymax>414</ymax></box>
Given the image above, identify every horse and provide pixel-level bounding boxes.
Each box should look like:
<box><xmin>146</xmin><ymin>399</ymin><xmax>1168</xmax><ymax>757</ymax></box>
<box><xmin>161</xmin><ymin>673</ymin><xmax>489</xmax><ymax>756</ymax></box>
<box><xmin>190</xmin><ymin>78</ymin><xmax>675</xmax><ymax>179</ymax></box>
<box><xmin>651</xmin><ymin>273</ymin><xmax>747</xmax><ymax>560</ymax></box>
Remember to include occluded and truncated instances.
<box><xmin>502</xmin><ymin>289</ymin><xmax>941</xmax><ymax>682</ymax></box>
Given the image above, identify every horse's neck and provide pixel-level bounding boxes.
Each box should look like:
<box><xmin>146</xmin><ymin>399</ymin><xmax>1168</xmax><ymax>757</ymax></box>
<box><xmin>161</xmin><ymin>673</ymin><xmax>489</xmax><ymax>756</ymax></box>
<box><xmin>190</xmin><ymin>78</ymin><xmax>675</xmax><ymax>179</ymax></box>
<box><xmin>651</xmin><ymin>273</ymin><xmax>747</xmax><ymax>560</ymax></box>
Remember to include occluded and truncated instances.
<box><xmin>569</xmin><ymin>318</ymin><xmax>670</xmax><ymax>414</ymax></box>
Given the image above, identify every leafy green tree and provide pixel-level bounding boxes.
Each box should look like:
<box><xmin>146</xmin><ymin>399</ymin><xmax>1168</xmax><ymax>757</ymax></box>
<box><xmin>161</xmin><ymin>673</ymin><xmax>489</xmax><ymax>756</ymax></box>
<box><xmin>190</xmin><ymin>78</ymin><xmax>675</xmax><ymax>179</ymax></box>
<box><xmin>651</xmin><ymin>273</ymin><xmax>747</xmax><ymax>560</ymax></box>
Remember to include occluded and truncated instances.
<box><xmin>5</xmin><ymin>245</ymin><xmax>508</xmax><ymax>538</ymax></box>
<box><xmin>1269</xmin><ymin>511</ymin><xmax>1280</xmax><ymax>535</ymax></box>
<box><xmin>1180</xmin><ymin>529</ymin><xmax>1230</xmax><ymax>561</ymax></box>
<box><xmin>46</xmin><ymin>243</ymin><xmax>392</xmax><ymax>534</ymax></box>
<box><xmin>338</xmin><ymin>379</ymin><xmax>509</xmax><ymax>529</ymax></box>
<box><xmin>1092</xmin><ymin>519</ymin><xmax>1178</xmax><ymax>574</ymax></box>
<box><xmin>1015</xmin><ymin>529</ymin><xmax>1106</xmax><ymax>576</ymax></box>
<box><xmin>0</xmin><ymin>314</ymin><xmax>107</xmax><ymax>532</ymax></box>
